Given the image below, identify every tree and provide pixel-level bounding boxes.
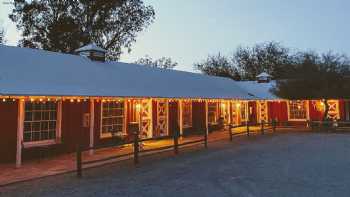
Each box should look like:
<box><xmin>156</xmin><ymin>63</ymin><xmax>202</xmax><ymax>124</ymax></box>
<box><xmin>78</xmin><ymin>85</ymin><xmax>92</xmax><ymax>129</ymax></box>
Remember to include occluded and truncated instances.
<box><xmin>0</xmin><ymin>26</ymin><xmax>4</xmax><ymax>44</ymax></box>
<box><xmin>195</xmin><ymin>42</ymin><xmax>293</xmax><ymax>81</ymax></box>
<box><xmin>194</xmin><ymin>53</ymin><xmax>241</xmax><ymax>80</ymax></box>
<box><xmin>233</xmin><ymin>41</ymin><xmax>293</xmax><ymax>80</ymax></box>
<box><xmin>272</xmin><ymin>51</ymin><xmax>350</xmax><ymax>120</ymax></box>
<box><xmin>135</xmin><ymin>55</ymin><xmax>178</xmax><ymax>69</ymax></box>
<box><xmin>10</xmin><ymin>0</ymin><xmax>155</xmax><ymax>60</ymax></box>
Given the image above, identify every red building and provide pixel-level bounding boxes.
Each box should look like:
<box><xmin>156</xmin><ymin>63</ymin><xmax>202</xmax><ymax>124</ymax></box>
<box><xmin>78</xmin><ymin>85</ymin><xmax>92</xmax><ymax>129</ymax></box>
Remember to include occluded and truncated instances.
<box><xmin>0</xmin><ymin>44</ymin><xmax>348</xmax><ymax>167</ymax></box>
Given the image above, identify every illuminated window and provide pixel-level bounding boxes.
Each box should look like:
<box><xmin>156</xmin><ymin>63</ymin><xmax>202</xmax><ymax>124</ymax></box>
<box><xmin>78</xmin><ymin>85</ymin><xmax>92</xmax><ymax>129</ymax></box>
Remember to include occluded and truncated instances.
<box><xmin>182</xmin><ymin>102</ymin><xmax>192</xmax><ymax>128</ymax></box>
<box><xmin>101</xmin><ymin>102</ymin><xmax>125</xmax><ymax>138</ymax></box>
<box><xmin>288</xmin><ymin>101</ymin><xmax>307</xmax><ymax>120</ymax></box>
<box><xmin>240</xmin><ymin>102</ymin><xmax>247</xmax><ymax>121</ymax></box>
<box><xmin>230</xmin><ymin>102</ymin><xmax>238</xmax><ymax>124</ymax></box>
<box><xmin>129</xmin><ymin>101</ymin><xmax>141</xmax><ymax>123</ymax></box>
<box><xmin>208</xmin><ymin>102</ymin><xmax>218</xmax><ymax>124</ymax></box>
<box><xmin>23</xmin><ymin>102</ymin><xmax>59</xmax><ymax>143</ymax></box>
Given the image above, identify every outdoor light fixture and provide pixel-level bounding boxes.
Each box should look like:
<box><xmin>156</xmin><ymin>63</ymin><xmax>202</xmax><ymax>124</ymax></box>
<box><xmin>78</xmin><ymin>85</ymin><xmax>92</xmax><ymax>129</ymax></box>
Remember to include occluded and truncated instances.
<box><xmin>136</xmin><ymin>103</ymin><xmax>141</xmax><ymax>110</ymax></box>
<box><xmin>221</xmin><ymin>103</ymin><xmax>226</xmax><ymax>108</ymax></box>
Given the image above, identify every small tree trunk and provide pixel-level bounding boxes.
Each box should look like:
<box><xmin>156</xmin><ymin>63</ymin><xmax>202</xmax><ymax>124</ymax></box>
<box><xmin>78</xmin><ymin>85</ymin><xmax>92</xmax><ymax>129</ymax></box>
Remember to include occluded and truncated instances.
<box><xmin>323</xmin><ymin>99</ymin><xmax>330</xmax><ymax>121</ymax></box>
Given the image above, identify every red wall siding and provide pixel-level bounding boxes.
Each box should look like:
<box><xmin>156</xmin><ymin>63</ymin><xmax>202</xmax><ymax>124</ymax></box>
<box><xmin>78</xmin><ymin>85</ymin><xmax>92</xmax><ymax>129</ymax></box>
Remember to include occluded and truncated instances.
<box><xmin>248</xmin><ymin>101</ymin><xmax>257</xmax><ymax>124</ymax></box>
<box><xmin>192</xmin><ymin>102</ymin><xmax>206</xmax><ymax>132</ymax></box>
<box><xmin>168</xmin><ymin>101</ymin><xmax>179</xmax><ymax>136</ymax></box>
<box><xmin>61</xmin><ymin>101</ymin><xmax>90</xmax><ymax>152</ymax></box>
<box><xmin>0</xmin><ymin>102</ymin><xmax>18</xmax><ymax>163</ymax></box>
<box><xmin>268</xmin><ymin>101</ymin><xmax>288</xmax><ymax>122</ymax></box>
<box><xmin>308</xmin><ymin>101</ymin><xmax>323</xmax><ymax>121</ymax></box>
<box><xmin>339</xmin><ymin>99</ymin><xmax>346</xmax><ymax>120</ymax></box>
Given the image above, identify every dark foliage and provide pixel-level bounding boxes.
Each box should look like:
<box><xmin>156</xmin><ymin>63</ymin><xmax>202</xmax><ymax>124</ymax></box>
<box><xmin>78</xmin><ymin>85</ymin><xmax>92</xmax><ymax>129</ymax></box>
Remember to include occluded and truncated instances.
<box><xmin>135</xmin><ymin>55</ymin><xmax>178</xmax><ymax>69</ymax></box>
<box><xmin>195</xmin><ymin>41</ymin><xmax>293</xmax><ymax>80</ymax></box>
<box><xmin>272</xmin><ymin>51</ymin><xmax>350</xmax><ymax>119</ymax></box>
<box><xmin>194</xmin><ymin>53</ymin><xmax>241</xmax><ymax>80</ymax></box>
<box><xmin>233</xmin><ymin>41</ymin><xmax>294</xmax><ymax>80</ymax></box>
<box><xmin>10</xmin><ymin>0</ymin><xmax>155</xmax><ymax>60</ymax></box>
<box><xmin>0</xmin><ymin>27</ymin><xmax>4</xmax><ymax>44</ymax></box>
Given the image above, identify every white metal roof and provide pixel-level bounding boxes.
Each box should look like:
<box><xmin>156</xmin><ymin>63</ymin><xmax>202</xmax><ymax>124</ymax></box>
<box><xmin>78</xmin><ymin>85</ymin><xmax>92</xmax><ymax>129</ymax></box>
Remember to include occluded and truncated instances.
<box><xmin>235</xmin><ymin>80</ymin><xmax>278</xmax><ymax>100</ymax></box>
<box><xmin>75</xmin><ymin>43</ymin><xmax>107</xmax><ymax>53</ymax></box>
<box><xmin>256</xmin><ymin>72</ymin><xmax>271</xmax><ymax>78</ymax></box>
<box><xmin>0</xmin><ymin>45</ymin><xmax>257</xmax><ymax>99</ymax></box>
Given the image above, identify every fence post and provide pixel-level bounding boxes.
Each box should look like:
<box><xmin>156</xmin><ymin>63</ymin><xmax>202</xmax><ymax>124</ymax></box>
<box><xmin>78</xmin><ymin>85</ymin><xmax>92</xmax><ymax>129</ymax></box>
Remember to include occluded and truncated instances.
<box><xmin>229</xmin><ymin>125</ymin><xmax>233</xmax><ymax>141</ymax></box>
<box><xmin>246</xmin><ymin>122</ymin><xmax>250</xmax><ymax>136</ymax></box>
<box><xmin>204</xmin><ymin>128</ymin><xmax>208</xmax><ymax>148</ymax></box>
<box><xmin>272</xmin><ymin>119</ymin><xmax>276</xmax><ymax>133</ymax></box>
<box><xmin>261</xmin><ymin>121</ymin><xmax>264</xmax><ymax>135</ymax></box>
<box><xmin>174</xmin><ymin>129</ymin><xmax>179</xmax><ymax>154</ymax></box>
<box><xmin>133</xmin><ymin>130</ymin><xmax>139</xmax><ymax>165</ymax></box>
<box><xmin>76</xmin><ymin>144</ymin><xmax>82</xmax><ymax>178</ymax></box>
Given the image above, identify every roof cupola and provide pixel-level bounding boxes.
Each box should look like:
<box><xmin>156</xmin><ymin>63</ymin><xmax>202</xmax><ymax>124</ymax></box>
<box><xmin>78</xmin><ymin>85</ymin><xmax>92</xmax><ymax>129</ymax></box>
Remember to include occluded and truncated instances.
<box><xmin>75</xmin><ymin>43</ymin><xmax>107</xmax><ymax>62</ymax></box>
<box><xmin>256</xmin><ymin>72</ymin><xmax>271</xmax><ymax>83</ymax></box>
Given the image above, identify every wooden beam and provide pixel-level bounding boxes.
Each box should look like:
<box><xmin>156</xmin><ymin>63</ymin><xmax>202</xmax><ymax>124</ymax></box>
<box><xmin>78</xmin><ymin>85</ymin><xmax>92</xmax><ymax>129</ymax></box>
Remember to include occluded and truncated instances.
<box><xmin>16</xmin><ymin>100</ymin><xmax>24</xmax><ymax>168</ymax></box>
<box><xmin>179</xmin><ymin>100</ymin><xmax>183</xmax><ymax>136</ymax></box>
<box><xmin>89</xmin><ymin>99</ymin><xmax>95</xmax><ymax>155</ymax></box>
<box><xmin>166</xmin><ymin>100</ymin><xmax>169</xmax><ymax>136</ymax></box>
<box><xmin>205</xmin><ymin>100</ymin><xmax>209</xmax><ymax>136</ymax></box>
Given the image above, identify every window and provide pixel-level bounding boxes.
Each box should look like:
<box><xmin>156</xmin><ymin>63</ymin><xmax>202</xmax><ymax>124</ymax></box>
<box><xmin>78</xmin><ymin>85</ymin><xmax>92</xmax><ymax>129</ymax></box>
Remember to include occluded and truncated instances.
<box><xmin>101</xmin><ymin>102</ymin><xmax>125</xmax><ymax>138</ymax></box>
<box><xmin>288</xmin><ymin>100</ymin><xmax>307</xmax><ymax>120</ymax></box>
<box><xmin>182</xmin><ymin>102</ymin><xmax>192</xmax><ymax>128</ymax></box>
<box><xmin>23</xmin><ymin>102</ymin><xmax>59</xmax><ymax>143</ymax></box>
<box><xmin>230</xmin><ymin>102</ymin><xmax>238</xmax><ymax>125</ymax></box>
<box><xmin>240</xmin><ymin>102</ymin><xmax>247</xmax><ymax>121</ymax></box>
<box><xmin>208</xmin><ymin>102</ymin><xmax>218</xmax><ymax>124</ymax></box>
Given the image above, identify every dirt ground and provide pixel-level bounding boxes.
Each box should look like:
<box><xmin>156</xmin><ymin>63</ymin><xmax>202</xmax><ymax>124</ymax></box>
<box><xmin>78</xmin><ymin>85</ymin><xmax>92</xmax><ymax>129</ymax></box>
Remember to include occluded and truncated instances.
<box><xmin>1</xmin><ymin>132</ymin><xmax>350</xmax><ymax>197</ymax></box>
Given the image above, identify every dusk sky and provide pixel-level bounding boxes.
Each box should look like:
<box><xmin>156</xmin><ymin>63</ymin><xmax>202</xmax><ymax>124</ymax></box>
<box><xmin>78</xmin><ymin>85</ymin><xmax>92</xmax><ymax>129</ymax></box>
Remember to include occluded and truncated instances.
<box><xmin>1</xmin><ymin>0</ymin><xmax>349</xmax><ymax>72</ymax></box>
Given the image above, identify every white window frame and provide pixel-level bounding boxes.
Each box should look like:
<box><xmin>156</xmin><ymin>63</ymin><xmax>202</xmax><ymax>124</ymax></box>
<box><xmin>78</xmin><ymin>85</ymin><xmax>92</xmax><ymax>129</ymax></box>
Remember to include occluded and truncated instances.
<box><xmin>240</xmin><ymin>102</ymin><xmax>248</xmax><ymax>122</ymax></box>
<box><xmin>182</xmin><ymin>101</ymin><xmax>192</xmax><ymax>129</ymax></box>
<box><xmin>22</xmin><ymin>101</ymin><xmax>62</xmax><ymax>148</ymax></box>
<box><xmin>100</xmin><ymin>102</ymin><xmax>126</xmax><ymax>138</ymax></box>
<box><xmin>208</xmin><ymin>102</ymin><xmax>219</xmax><ymax>125</ymax></box>
<box><xmin>287</xmin><ymin>100</ymin><xmax>309</xmax><ymax>121</ymax></box>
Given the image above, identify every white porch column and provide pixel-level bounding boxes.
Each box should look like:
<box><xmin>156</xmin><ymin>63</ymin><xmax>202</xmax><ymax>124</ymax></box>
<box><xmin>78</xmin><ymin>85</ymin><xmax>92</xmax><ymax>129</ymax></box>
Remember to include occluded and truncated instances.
<box><xmin>205</xmin><ymin>100</ymin><xmax>209</xmax><ymax>135</ymax></box>
<box><xmin>166</xmin><ymin>100</ymin><xmax>170</xmax><ymax>136</ymax></box>
<box><xmin>227</xmin><ymin>101</ymin><xmax>231</xmax><ymax>125</ymax></box>
<box><xmin>179</xmin><ymin>100</ymin><xmax>183</xmax><ymax>136</ymax></box>
<box><xmin>89</xmin><ymin>99</ymin><xmax>95</xmax><ymax>155</ymax></box>
<box><xmin>16</xmin><ymin>99</ymin><xmax>24</xmax><ymax>168</ymax></box>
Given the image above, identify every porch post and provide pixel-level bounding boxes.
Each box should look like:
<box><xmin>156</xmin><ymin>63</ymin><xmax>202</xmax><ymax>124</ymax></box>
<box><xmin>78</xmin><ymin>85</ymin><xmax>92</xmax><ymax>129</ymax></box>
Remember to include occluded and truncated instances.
<box><xmin>16</xmin><ymin>99</ymin><xmax>24</xmax><ymax>168</ymax></box>
<box><xmin>179</xmin><ymin>100</ymin><xmax>183</xmax><ymax>136</ymax></box>
<box><xmin>89</xmin><ymin>99</ymin><xmax>95</xmax><ymax>155</ymax></box>
<box><xmin>227</xmin><ymin>101</ymin><xmax>231</xmax><ymax>125</ymax></box>
<box><xmin>205</xmin><ymin>100</ymin><xmax>209</xmax><ymax>136</ymax></box>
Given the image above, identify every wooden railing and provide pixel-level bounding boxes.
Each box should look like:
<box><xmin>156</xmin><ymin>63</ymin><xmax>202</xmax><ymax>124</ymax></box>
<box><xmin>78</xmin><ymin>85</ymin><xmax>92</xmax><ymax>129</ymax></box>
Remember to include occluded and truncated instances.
<box><xmin>76</xmin><ymin>120</ymin><xmax>350</xmax><ymax>177</ymax></box>
<box><xmin>76</xmin><ymin>129</ymin><xmax>207</xmax><ymax>177</ymax></box>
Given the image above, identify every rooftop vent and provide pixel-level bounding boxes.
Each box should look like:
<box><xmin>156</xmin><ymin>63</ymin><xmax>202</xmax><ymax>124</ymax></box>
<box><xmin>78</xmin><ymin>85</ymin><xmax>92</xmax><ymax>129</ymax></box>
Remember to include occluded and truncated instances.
<box><xmin>256</xmin><ymin>72</ymin><xmax>271</xmax><ymax>83</ymax></box>
<box><xmin>75</xmin><ymin>43</ymin><xmax>107</xmax><ymax>62</ymax></box>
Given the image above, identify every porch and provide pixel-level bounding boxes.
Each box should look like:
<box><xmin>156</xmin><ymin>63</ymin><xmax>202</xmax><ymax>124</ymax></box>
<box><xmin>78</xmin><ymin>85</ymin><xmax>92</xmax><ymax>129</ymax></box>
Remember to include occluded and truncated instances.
<box><xmin>0</xmin><ymin>129</ymin><xmax>230</xmax><ymax>186</ymax></box>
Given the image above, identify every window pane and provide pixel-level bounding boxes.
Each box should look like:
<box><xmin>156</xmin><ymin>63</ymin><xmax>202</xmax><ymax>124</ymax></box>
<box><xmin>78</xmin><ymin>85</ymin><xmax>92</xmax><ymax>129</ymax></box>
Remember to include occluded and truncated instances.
<box><xmin>101</xmin><ymin>102</ymin><xmax>124</xmax><ymax>136</ymax></box>
<box><xmin>289</xmin><ymin>101</ymin><xmax>307</xmax><ymax>120</ymax></box>
<box><xmin>23</xmin><ymin>102</ymin><xmax>58</xmax><ymax>142</ymax></box>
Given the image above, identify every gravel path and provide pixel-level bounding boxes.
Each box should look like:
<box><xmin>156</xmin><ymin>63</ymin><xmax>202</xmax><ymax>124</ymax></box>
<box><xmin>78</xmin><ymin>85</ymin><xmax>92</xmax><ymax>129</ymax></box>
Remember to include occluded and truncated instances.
<box><xmin>1</xmin><ymin>132</ymin><xmax>350</xmax><ymax>197</ymax></box>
